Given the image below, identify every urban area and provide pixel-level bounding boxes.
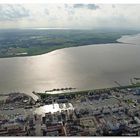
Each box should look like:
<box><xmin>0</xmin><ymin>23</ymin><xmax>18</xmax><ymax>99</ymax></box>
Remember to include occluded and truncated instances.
<box><xmin>1</xmin><ymin>84</ymin><xmax>140</xmax><ymax>136</ymax></box>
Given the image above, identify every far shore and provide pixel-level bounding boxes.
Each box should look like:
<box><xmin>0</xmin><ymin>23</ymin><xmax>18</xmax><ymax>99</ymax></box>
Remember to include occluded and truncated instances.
<box><xmin>0</xmin><ymin>31</ymin><xmax>139</xmax><ymax>59</ymax></box>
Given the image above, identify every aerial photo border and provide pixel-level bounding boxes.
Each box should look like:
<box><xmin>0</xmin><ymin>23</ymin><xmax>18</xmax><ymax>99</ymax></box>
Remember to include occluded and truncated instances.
<box><xmin>1</xmin><ymin>0</ymin><xmax>140</xmax><ymax>140</ymax></box>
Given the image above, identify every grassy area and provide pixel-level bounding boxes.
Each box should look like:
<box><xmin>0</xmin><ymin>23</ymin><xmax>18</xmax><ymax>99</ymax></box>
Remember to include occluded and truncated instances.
<box><xmin>0</xmin><ymin>29</ymin><xmax>139</xmax><ymax>58</ymax></box>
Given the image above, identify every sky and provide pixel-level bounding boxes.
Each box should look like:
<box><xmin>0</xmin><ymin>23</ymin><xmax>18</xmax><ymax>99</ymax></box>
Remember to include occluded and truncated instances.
<box><xmin>0</xmin><ymin>4</ymin><xmax>140</xmax><ymax>29</ymax></box>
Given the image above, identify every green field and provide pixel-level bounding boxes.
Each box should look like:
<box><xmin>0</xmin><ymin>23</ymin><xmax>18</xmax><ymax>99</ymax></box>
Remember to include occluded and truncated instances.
<box><xmin>0</xmin><ymin>29</ymin><xmax>139</xmax><ymax>58</ymax></box>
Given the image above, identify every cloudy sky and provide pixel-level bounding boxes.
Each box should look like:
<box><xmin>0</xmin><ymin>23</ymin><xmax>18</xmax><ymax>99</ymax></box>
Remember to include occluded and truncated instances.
<box><xmin>0</xmin><ymin>4</ymin><xmax>140</xmax><ymax>29</ymax></box>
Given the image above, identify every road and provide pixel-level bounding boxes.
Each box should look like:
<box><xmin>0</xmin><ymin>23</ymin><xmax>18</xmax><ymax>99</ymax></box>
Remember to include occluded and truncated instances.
<box><xmin>35</xmin><ymin>114</ymin><xmax>42</xmax><ymax>136</ymax></box>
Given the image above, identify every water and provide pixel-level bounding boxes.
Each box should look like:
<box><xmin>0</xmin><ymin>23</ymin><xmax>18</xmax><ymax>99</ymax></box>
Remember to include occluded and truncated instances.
<box><xmin>0</xmin><ymin>33</ymin><xmax>140</xmax><ymax>100</ymax></box>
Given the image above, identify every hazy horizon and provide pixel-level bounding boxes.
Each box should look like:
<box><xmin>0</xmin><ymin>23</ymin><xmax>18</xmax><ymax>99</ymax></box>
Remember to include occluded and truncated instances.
<box><xmin>0</xmin><ymin>4</ymin><xmax>140</xmax><ymax>30</ymax></box>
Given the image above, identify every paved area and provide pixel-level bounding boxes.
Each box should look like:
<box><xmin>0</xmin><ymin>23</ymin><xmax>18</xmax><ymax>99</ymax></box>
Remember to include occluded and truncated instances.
<box><xmin>0</xmin><ymin>108</ymin><xmax>35</xmax><ymax>116</ymax></box>
<box><xmin>35</xmin><ymin>115</ymin><xmax>42</xmax><ymax>136</ymax></box>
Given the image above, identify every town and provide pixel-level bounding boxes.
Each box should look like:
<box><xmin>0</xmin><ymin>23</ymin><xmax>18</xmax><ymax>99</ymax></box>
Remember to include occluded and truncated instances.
<box><xmin>1</xmin><ymin>85</ymin><xmax>140</xmax><ymax>136</ymax></box>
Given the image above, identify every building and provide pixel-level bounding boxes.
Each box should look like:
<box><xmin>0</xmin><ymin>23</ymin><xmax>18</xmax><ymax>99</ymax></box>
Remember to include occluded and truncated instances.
<box><xmin>0</xmin><ymin>123</ymin><xmax>27</xmax><ymax>136</ymax></box>
<box><xmin>0</xmin><ymin>95</ymin><xmax>9</xmax><ymax>104</ymax></box>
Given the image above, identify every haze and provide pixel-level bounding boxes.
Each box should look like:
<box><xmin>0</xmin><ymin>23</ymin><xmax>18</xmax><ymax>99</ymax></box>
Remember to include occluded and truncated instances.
<box><xmin>0</xmin><ymin>4</ymin><xmax>140</xmax><ymax>29</ymax></box>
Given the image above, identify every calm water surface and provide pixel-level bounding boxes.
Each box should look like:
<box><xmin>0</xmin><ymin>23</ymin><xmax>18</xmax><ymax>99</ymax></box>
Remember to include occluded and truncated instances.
<box><xmin>0</xmin><ymin>34</ymin><xmax>140</xmax><ymax>100</ymax></box>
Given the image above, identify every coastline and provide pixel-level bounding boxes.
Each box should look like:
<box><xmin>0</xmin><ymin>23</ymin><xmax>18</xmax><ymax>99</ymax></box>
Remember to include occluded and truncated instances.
<box><xmin>0</xmin><ymin>41</ymin><xmax>119</xmax><ymax>59</ymax></box>
<box><xmin>0</xmin><ymin>32</ymin><xmax>139</xmax><ymax>59</ymax></box>
<box><xmin>34</xmin><ymin>82</ymin><xmax>140</xmax><ymax>99</ymax></box>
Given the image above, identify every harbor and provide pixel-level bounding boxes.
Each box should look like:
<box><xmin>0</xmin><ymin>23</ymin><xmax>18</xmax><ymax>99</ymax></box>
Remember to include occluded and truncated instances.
<box><xmin>1</xmin><ymin>82</ymin><xmax>140</xmax><ymax>136</ymax></box>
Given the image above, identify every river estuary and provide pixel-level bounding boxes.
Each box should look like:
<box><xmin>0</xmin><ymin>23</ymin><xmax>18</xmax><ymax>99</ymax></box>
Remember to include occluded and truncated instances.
<box><xmin>0</xmin><ymin>34</ymin><xmax>140</xmax><ymax>100</ymax></box>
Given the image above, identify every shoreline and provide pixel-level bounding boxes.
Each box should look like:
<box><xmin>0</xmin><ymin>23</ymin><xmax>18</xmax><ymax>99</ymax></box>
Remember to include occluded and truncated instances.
<box><xmin>0</xmin><ymin>32</ymin><xmax>139</xmax><ymax>59</ymax></box>
<box><xmin>0</xmin><ymin>41</ymin><xmax>119</xmax><ymax>59</ymax></box>
<box><xmin>0</xmin><ymin>92</ymin><xmax>36</xmax><ymax>102</ymax></box>
<box><xmin>33</xmin><ymin>82</ymin><xmax>140</xmax><ymax>99</ymax></box>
